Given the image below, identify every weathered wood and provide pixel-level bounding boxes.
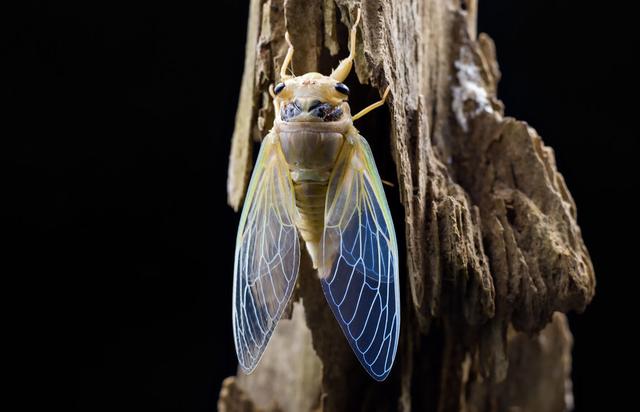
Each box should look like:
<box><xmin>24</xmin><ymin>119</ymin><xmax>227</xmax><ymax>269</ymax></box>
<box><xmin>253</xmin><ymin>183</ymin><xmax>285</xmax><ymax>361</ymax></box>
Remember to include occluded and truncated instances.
<box><xmin>223</xmin><ymin>0</ymin><xmax>595</xmax><ymax>410</ymax></box>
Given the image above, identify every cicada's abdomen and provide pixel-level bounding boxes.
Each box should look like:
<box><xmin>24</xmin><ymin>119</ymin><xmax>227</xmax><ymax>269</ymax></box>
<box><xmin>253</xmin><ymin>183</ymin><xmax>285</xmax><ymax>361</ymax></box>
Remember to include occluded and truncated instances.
<box><xmin>277</xmin><ymin>122</ymin><xmax>348</xmax><ymax>270</ymax></box>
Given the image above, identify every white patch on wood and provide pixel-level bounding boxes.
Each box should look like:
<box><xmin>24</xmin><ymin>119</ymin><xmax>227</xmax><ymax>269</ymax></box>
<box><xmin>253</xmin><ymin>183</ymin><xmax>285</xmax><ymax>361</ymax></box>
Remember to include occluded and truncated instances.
<box><xmin>452</xmin><ymin>46</ymin><xmax>494</xmax><ymax>132</ymax></box>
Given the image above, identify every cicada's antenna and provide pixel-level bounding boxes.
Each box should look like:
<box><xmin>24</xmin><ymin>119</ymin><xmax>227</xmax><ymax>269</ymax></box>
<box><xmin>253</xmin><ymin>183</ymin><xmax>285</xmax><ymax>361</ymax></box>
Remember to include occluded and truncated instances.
<box><xmin>280</xmin><ymin>32</ymin><xmax>295</xmax><ymax>80</ymax></box>
<box><xmin>330</xmin><ymin>8</ymin><xmax>361</xmax><ymax>82</ymax></box>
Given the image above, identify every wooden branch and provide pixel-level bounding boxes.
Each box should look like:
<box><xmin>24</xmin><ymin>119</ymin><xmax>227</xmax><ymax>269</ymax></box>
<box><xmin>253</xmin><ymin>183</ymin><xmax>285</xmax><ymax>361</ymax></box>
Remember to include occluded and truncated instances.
<box><xmin>223</xmin><ymin>0</ymin><xmax>595</xmax><ymax>411</ymax></box>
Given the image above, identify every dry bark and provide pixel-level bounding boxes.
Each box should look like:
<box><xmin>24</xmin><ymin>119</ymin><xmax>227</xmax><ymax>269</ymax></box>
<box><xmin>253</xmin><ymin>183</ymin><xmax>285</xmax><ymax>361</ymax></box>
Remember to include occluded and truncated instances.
<box><xmin>222</xmin><ymin>0</ymin><xmax>595</xmax><ymax>411</ymax></box>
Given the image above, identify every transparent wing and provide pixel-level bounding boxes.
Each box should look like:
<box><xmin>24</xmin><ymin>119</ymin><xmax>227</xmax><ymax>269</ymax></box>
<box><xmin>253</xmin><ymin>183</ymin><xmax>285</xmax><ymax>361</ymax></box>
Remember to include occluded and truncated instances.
<box><xmin>321</xmin><ymin>134</ymin><xmax>400</xmax><ymax>381</ymax></box>
<box><xmin>233</xmin><ymin>132</ymin><xmax>300</xmax><ymax>373</ymax></box>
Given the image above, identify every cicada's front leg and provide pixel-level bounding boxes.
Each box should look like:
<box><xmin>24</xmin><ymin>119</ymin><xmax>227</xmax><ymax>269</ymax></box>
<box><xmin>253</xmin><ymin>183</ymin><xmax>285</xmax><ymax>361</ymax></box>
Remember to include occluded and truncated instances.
<box><xmin>330</xmin><ymin>8</ymin><xmax>361</xmax><ymax>82</ymax></box>
<box><xmin>280</xmin><ymin>32</ymin><xmax>295</xmax><ymax>80</ymax></box>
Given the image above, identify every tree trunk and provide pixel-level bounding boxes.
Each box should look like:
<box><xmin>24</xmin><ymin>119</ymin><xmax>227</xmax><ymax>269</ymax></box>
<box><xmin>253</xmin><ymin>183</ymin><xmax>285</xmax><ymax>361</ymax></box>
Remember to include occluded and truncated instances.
<box><xmin>221</xmin><ymin>0</ymin><xmax>595</xmax><ymax>411</ymax></box>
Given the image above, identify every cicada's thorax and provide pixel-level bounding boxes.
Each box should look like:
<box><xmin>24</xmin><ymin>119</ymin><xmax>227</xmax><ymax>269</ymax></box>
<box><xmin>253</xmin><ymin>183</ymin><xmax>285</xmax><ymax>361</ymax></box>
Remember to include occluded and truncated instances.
<box><xmin>275</xmin><ymin>115</ymin><xmax>354</xmax><ymax>269</ymax></box>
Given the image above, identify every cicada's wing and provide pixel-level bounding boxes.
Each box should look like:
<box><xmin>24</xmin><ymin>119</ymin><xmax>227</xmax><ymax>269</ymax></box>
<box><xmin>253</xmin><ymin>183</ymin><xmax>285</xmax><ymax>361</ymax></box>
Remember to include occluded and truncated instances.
<box><xmin>321</xmin><ymin>134</ymin><xmax>400</xmax><ymax>381</ymax></box>
<box><xmin>233</xmin><ymin>132</ymin><xmax>300</xmax><ymax>373</ymax></box>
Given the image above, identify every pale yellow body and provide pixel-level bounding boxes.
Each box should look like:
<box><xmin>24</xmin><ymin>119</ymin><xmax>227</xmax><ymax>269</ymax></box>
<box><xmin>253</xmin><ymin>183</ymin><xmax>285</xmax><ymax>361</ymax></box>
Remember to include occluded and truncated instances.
<box><xmin>276</xmin><ymin>115</ymin><xmax>356</xmax><ymax>269</ymax></box>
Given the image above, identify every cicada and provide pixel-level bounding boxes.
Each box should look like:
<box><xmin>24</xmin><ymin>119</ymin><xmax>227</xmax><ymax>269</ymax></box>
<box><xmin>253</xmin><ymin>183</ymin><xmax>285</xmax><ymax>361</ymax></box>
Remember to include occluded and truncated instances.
<box><xmin>232</xmin><ymin>9</ymin><xmax>399</xmax><ymax>381</ymax></box>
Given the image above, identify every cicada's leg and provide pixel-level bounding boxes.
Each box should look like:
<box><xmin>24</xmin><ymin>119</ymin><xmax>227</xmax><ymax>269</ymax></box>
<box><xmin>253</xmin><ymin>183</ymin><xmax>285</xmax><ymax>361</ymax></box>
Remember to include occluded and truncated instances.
<box><xmin>352</xmin><ymin>86</ymin><xmax>390</xmax><ymax>121</ymax></box>
<box><xmin>330</xmin><ymin>8</ymin><xmax>361</xmax><ymax>82</ymax></box>
<box><xmin>280</xmin><ymin>32</ymin><xmax>295</xmax><ymax>80</ymax></box>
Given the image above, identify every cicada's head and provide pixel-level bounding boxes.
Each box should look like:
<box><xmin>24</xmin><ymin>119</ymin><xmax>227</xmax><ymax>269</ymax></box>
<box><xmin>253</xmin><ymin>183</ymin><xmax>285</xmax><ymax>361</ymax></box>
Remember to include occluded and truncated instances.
<box><xmin>271</xmin><ymin>10</ymin><xmax>361</xmax><ymax>124</ymax></box>
<box><xmin>272</xmin><ymin>72</ymin><xmax>351</xmax><ymax>123</ymax></box>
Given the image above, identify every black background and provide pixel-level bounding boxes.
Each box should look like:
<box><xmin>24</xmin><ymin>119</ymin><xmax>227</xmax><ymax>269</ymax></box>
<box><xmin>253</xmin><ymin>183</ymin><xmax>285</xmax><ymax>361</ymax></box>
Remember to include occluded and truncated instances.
<box><xmin>8</xmin><ymin>1</ymin><xmax>636</xmax><ymax>410</ymax></box>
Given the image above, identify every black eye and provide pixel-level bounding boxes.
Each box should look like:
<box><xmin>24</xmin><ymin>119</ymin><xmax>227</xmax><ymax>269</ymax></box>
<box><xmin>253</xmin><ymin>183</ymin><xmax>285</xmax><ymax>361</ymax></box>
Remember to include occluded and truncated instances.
<box><xmin>335</xmin><ymin>83</ymin><xmax>350</xmax><ymax>95</ymax></box>
<box><xmin>274</xmin><ymin>82</ymin><xmax>285</xmax><ymax>94</ymax></box>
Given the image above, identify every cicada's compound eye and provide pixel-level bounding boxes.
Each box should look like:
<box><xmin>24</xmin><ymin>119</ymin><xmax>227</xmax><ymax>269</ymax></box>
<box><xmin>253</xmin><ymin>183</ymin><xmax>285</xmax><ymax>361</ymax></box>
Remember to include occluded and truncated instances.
<box><xmin>274</xmin><ymin>82</ymin><xmax>286</xmax><ymax>95</ymax></box>
<box><xmin>334</xmin><ymin>82</ymin><xmax>350</xmax><ymax>96</ymax></box>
